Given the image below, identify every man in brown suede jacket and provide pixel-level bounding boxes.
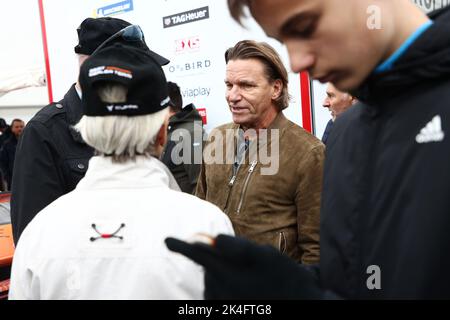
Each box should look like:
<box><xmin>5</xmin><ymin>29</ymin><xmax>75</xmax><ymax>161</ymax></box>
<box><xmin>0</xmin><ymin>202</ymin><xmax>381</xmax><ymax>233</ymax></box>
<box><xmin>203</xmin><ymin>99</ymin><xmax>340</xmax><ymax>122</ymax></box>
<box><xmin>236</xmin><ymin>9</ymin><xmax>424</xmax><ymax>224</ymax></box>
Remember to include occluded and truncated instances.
<box><xmin>196</xmin><ymin>40</ymin><xmax>324</xmax><ymax>264</ymax></box>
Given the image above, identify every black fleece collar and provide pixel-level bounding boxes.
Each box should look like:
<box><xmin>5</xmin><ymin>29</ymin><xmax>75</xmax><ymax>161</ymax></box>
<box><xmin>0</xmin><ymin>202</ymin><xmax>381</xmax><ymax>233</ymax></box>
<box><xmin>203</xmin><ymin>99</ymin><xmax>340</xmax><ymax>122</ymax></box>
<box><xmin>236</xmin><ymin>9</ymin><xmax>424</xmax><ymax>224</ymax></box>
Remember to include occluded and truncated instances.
<box><xmin>353</xmin><ymin>6</ymin><xmax>450</xmax><ymax>105</ymax></box>
<box><xmin>63</xmin><ymin>84</ymin><xmax>84</xmax><ymax>126</ymax></box>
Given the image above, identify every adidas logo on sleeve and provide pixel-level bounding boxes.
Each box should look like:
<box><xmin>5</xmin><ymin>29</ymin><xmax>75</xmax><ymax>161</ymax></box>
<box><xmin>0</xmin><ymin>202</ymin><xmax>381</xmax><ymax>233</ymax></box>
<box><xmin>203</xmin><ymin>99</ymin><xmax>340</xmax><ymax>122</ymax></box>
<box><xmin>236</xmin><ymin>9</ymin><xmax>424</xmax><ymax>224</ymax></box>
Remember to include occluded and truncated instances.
<box><xmin>416</xmin><ymin>115</ymin><xmax>445</xmax><ymax>144</ymax></box>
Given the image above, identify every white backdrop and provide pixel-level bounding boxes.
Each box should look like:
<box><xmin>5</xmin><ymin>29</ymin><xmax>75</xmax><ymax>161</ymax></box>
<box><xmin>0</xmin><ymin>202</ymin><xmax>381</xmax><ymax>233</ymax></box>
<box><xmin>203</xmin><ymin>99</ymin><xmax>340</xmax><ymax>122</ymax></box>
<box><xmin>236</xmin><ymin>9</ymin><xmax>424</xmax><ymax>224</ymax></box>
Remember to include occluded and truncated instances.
<box><xmin>0</xmin><ymin>0</ymin><xmax>47</xmax><ymax>123</ymax></box>
<box><xmin>0</xmin><ymin>0</ymin><xmax>446</xmax><ymax>131</ymax></box>
<box><xmin>42</xmin><ymin>0</ymin><xmax>306</xmax><ymax>133</ymax></box>
<box><xmin>41</xmin><ymin>0</ymin><xmax>448</xmax><ymax>137</ymax></box>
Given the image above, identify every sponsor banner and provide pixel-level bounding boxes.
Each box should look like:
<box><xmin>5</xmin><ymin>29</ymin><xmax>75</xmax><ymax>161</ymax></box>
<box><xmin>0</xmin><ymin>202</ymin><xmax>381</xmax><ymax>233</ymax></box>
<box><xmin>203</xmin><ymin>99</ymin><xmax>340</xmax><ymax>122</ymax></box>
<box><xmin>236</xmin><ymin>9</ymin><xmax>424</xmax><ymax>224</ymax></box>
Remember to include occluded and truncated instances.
<box><xmin>175</xmin><ymin>36</ymin><xmax>201</xmax><ymax>55</ymax></box>
<box><xmin>42</xmin><ymin>0</ymin><xmax>302</xmax><ymax>133</ymax></box>
<box><xmin>163</xmin><ymin>6</ymin><xmax>209</xmax><ymax>29</ymax></box>
<box><xmin>181</xmin><ymin>86</ymin><xmax>211</xmax><ymax>98</ymax></box>
<box><xmin>166</xmin><ymin>59</ymin><xmax>212</xmax><ymax>77</ymax></box>
<box><xmin>197</xmin><ymin>108</ymin><xmax>207</xmax><ymax>125</ymax></box>
<box><xmin>97</xmin><ymin>0</ymin><xmax>134</xmax><ymax>17</ymax></box>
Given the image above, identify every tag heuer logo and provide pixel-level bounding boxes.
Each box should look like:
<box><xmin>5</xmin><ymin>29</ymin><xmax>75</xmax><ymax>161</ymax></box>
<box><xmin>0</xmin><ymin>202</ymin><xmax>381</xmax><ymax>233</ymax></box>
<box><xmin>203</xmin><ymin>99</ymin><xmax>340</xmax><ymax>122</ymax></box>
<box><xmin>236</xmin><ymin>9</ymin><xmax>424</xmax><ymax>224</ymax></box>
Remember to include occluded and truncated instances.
<box><xmin>163</xmin><ymin>6</ymin><xmax>209</xmax><ymax>29</ymax></box>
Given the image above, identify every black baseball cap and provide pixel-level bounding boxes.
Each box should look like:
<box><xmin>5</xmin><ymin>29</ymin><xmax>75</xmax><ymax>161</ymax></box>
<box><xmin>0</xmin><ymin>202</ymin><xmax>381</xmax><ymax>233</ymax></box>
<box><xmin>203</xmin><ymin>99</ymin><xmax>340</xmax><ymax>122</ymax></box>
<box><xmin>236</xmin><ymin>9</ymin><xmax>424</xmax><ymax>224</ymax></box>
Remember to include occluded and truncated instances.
<box><xmin>75</xmin><ymin>17</ymin><xmax>131</xmax><ymax>55</ymax></box>
<box><xmin>91</xmin><ymin>24</ymin><xmax>170</xmax><ymax>66</ymax></box>
<box><xmin>79</xmin><ymin>43</ymin><xmax>171</xmax><ymax>117</ymax></box>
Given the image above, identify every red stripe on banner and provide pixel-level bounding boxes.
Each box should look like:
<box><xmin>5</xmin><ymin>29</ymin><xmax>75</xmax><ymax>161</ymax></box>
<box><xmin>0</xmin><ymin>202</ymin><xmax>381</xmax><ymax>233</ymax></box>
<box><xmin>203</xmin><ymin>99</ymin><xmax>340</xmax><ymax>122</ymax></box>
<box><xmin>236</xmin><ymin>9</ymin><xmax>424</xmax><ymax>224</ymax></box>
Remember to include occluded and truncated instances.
<box><xmin>300</xmin><ymin>72</ymin><xmax>313</xmax><ymax>133</ymax></box>
<box><xmin>38</xmin><ymin>0</ymin><xmax>53</xmax><ymax>103</ymax></box>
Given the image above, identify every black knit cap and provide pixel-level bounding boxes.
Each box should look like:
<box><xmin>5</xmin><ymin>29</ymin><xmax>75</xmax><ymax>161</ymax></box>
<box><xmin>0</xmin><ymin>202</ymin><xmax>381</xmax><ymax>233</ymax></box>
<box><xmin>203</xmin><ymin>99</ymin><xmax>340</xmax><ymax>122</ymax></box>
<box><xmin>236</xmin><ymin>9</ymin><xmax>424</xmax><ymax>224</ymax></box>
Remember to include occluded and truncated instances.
<box><xmin>79</xmin><ymin>43</ymin><xmax>171</xmax><ymax>117</ymax></box>
<box><xmin>74</xmin><ymin>17</ymin><xmax>132</xmax><ymax>55</ymax></box>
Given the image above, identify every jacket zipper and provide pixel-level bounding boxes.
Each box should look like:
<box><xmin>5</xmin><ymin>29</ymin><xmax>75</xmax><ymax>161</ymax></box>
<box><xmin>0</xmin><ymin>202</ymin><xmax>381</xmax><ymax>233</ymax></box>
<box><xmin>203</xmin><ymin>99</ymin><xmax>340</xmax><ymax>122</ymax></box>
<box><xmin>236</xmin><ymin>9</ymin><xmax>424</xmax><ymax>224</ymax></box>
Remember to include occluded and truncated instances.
<box><xmin>278</xmin><ymin>232</ymin><xmax>287</xmax><ymax>254</ymax></box>
<box><xmin>224</xmin><ymin>170</ymin><xmax>238</xmax><ymax>212</ymax></box>
<box><xmin>236</xmin><ymin>160</ymin><xmax>257</xmax><ymax>214</ymax></box>
<box><xmin>357</xmin><ymin>113</ymin><xmax>383</xmax><ymax>298</ymax></box>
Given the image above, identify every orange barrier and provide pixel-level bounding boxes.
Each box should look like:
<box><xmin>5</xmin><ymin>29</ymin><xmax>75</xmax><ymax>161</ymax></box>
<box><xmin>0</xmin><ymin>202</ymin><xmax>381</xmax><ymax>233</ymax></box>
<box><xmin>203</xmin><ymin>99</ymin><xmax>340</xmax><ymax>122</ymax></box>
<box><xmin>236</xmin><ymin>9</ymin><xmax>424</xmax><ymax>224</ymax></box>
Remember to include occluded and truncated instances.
<box><xmin>0</xmin><ymin>224</ymin><xmax>13</xmax><ymax>267</ymax></box>
<box><xmin>0</xmin><ymin>192</ymin><xmax>13</xmax><ymax>300</ymax></box>
<box><xmin>0</xmin><ymin>279</ymin><xmax>9</xmax><ymax>300</ymax></box>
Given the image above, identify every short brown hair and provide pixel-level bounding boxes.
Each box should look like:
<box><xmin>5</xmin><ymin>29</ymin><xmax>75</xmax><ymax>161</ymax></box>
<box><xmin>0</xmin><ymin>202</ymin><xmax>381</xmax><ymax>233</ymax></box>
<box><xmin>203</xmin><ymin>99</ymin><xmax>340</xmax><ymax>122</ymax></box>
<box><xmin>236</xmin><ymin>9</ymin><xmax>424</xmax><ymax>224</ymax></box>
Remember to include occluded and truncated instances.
<box><xmin>225</xmin><ymin>40</ymin><xmax>290</xmax><ymax>110</ymax></box>
<box><xmin>167</xmin><ymin>81</ymin><xmax>183</xmax><ymax>113</ymax></box>
<box><xmin>11</xmin><ymin>119</ymin><xmax>24</xmax><ymax>126</ymax></box>
<box><xmin>228</xmin><ymin>0</ymin><xmax>251</xmax><ymax>25</ymax></box>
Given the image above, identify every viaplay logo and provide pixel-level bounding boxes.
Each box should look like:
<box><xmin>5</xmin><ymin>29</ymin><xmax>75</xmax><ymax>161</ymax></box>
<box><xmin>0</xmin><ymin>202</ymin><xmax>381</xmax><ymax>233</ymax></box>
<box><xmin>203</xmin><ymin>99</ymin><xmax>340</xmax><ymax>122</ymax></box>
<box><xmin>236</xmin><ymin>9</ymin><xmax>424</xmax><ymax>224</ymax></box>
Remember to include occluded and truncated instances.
<box><xmin>163</xmin><ymin>6</ymin><xmax>209</xmax><ymax>29</ymax></box>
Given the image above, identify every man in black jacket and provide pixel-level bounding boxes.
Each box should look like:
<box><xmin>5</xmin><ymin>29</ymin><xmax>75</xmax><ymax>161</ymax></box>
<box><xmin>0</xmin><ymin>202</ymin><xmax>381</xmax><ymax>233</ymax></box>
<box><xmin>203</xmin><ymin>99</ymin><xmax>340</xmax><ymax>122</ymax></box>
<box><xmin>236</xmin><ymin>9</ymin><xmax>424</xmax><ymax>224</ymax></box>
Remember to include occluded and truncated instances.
<box><xmin>11</xmin><ymin>17</ymin><xmax>169</xmax><ymax>244</ymax></box>
<box><xmin>161</xmin><ymin>82</ymin><xmax>204</xmax><ymax>194</ymax></box>
<box><xmin>0</xmin><ymin>118</ymin><xmax>11</xmax><ymax>148</ymax></box>
<box><xmin>321</xmin><ymin>83</ymin><xmax>356</xmax><ymax>144</ymax></box>
<box><xmin>166</xmin><ymin>0</ymin><xmax>450</xmax><ymax>299</ymax></box>
<box><xmin>0</xmin><ymin>118</ymin><xmax>10</xmax><ymax>191</ymax></box>
<box><xmin>0</xmin><ymin>119</ymin><xmax>24</xmax><ymax>190</ymax></box>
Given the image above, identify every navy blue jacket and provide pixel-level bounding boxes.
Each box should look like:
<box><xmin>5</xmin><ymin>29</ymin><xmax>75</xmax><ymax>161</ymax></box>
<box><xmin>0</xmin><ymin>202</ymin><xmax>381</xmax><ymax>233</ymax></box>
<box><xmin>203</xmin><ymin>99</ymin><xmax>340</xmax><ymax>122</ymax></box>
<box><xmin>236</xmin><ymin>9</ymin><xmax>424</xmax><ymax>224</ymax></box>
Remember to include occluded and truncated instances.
<box><xmin>321</xmin><ymin>120</ymin><xmax>334</xmax><ymax>145</ymax></box>
<box><xmin>320</xmin><ymin>8</ymin><xmax>450</xmax><ymax>299</ymax></box>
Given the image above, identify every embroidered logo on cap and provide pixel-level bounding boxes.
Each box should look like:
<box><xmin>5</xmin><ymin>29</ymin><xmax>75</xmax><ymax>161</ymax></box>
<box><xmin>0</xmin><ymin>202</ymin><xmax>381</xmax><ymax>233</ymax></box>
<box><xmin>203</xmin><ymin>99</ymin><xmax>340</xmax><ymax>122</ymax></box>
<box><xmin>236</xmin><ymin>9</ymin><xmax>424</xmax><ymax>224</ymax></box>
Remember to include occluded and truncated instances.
<box><xmin>160</xmin><ymin>96</ymin><xmax>170</xmax><ymax>107</ymax></box>
<box><xmin>89</xmin><ymin>66</ymin><xmax>133</xmax><ymax>79</ymax></box>
<box><xmin>106</xmin><ymin>105</ymin><xmax>139</xmax><ymax>112</ymax></box>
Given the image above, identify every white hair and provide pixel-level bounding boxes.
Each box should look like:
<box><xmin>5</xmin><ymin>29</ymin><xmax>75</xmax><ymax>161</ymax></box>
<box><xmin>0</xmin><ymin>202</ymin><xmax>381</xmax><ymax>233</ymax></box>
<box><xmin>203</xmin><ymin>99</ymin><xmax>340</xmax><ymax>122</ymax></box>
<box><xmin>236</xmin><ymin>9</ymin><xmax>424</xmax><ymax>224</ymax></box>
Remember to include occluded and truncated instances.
<box><xmin>75</xmin><ymin>83</ymin><xmax>169</xmax><ymax>162</ymax></box>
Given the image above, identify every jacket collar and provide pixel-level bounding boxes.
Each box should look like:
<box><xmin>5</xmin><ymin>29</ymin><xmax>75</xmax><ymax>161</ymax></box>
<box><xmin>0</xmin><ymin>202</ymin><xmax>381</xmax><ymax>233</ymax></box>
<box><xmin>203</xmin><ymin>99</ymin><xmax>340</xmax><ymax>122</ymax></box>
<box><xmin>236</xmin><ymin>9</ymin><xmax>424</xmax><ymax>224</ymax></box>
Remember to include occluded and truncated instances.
<box><xmin>353</xmin><ymin>6</ymin><xmax>450</xmax><ymax>105</ymax></box>
<box><xmin>230</xmin><ymin>112</ymin><xmax>288</xmax><ymax>132</ymax></box>
<box><xmin>62</xmin><ymin>84</ymin><xmax>84</xmax><ymax>126</ymax></box>
<box><xmin>168</xmin><ymin>103</ymin><xmax>202</xmax><ymax>126</ymax></box>
<box><xmin>60</xmin><ymin>84</ymin><xmax>89</xmax><ymax>145</ymax></box>
<box><xmin>76</xmin><ymin>156</ymin><xmax>181</xmax><ymax>191</ymax></box>
<box><xmin>266</xmin><ymin>112</ymin><xmax>289</xmax><ymax>131</ymax></box>
<box><xmin>227</xmin><ymin>112</ymin><xmax>288</xmax><ymax>161</ymax></box>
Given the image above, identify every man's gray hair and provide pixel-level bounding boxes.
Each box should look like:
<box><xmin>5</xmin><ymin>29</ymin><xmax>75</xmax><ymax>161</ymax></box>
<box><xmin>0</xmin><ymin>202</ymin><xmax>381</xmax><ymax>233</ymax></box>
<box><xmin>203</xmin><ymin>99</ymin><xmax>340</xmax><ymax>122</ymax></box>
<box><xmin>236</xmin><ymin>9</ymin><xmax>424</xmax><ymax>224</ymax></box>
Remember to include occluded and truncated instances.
<box><xmin>75</xmin><ymin>83</ymin><xmax>168</xmax><ymax>162</ymax></box>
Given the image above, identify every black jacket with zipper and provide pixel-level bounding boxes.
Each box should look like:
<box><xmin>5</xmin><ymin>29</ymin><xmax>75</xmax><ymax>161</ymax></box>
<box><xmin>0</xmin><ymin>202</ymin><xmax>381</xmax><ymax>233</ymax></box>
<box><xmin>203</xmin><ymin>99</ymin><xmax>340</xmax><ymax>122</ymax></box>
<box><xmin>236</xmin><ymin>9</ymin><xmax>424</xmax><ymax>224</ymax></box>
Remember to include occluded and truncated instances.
<box><xmin>320</xmin><ymin>7</ymin><xmax>450</xmax><ymax>299</ymax></box>
<box><xmin>10</xmin><ymin>85</ymin><xmax>94</xmax><ymax>244</ymax></box>
<box><xmin>0</xmin><ymin>135</ymin><xmax>18</xmax><ymax>189</ymax></box>
<box><xmin>161</xmin><ymin>103</ymin><xmax>204</xmax><ymax>194</ymax></box>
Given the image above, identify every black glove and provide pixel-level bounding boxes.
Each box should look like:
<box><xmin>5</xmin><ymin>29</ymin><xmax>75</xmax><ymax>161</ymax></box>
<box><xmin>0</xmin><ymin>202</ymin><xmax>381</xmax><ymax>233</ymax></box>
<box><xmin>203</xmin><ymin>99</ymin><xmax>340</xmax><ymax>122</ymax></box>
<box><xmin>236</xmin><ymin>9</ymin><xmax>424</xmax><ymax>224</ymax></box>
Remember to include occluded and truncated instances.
<box><xmin>165</xmin><ymin>234</ymin><xmax>324</xmax><ymax>300</ymax></box>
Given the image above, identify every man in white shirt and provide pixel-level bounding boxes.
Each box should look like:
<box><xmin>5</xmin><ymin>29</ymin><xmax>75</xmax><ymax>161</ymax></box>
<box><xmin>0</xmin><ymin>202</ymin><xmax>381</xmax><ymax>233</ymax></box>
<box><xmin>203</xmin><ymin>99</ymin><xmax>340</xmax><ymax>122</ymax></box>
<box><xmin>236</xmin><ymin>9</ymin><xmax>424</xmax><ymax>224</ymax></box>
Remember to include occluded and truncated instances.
<box><xmin>9</xmin><ymin>42</ymin><xmax>234</xmax><ymax>300</ymax></box>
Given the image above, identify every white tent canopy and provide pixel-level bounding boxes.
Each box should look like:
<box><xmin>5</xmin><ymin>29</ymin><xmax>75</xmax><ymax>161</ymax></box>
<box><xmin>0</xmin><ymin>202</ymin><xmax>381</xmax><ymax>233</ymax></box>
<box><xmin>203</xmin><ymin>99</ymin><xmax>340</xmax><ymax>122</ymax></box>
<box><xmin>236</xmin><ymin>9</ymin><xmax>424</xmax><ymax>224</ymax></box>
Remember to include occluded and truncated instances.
<box><xmin>0</xmin><ymin>66</ymin><xmax>46</xmax><ymax>98</ymax></box>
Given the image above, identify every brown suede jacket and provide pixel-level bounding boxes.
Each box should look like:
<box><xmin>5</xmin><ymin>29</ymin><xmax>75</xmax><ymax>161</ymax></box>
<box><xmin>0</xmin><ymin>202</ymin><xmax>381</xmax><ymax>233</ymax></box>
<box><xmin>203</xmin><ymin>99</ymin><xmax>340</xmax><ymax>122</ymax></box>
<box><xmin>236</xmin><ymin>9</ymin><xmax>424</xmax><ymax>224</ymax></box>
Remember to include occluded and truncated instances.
<box><xmin>196</xmin><ymin>113</ymin><xmax>324</xmax><ymax>264</ymax></box>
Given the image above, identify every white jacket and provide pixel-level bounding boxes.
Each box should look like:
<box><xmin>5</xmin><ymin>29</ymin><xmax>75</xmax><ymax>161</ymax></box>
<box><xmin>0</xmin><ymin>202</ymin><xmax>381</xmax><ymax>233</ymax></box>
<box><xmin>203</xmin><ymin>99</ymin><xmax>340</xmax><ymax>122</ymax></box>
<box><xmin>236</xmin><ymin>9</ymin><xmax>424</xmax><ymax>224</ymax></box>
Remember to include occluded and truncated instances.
<box><xmin>9</xmin><ymin>156</ymin><xmax>234</xmax><ymax>300</ymax></box>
